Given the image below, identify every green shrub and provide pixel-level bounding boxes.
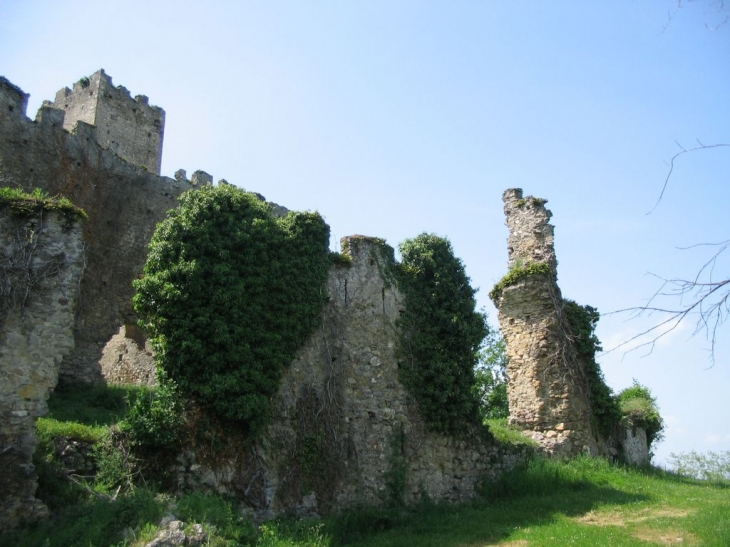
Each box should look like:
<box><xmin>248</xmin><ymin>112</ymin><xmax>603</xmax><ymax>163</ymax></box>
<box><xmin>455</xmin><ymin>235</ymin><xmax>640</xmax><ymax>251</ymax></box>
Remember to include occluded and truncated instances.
<box><xmin>396</xmin><ymin>233</ymin><xmax>488</xmax><ymax>434</ymax></box>
<box><xmin>46</xmin><ymin>383</ymin><xmax>133</xmax><ymax>426</ymax></box>
<box><xmin>120</xmin><ymin>376</ymin><xmax>185</xmax><ymax>448</ymax></box>
<box><xmin>617</xmin><ymin>380</ymin><xmax>665</xmax><ymax>450</ymax></box>
<box><xmin>176</xmin><ymin>492</ymin><xmax>257</xmax><ymax>543</ymax></box>
<box><xmin>133</xmin><ymin>185</ymin><xmax>331</xmax><ymax>435</ymax></box>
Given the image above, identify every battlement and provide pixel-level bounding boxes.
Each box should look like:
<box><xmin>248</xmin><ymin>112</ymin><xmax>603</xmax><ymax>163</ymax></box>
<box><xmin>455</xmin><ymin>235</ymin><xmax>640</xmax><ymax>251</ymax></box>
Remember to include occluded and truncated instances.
<box><xmin>49</xmin><ymin>69</ymin><xmax>165</xmax><ymax>174</ymax></box>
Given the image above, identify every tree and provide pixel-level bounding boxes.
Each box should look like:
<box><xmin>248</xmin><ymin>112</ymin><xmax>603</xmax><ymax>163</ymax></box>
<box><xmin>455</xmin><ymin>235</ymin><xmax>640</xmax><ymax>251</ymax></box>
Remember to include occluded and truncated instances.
<box><xmin>663</xmin><ymin>0</ymin><xmax>729</xmax><ymax>31</ymax></box>
<box><xmin>668</xmin><ymin>450</ymin><xmax>730</xmax><ymax>481</ymax></box>
<box><xmin>474</xmin><ymin>330</ymin><xmax>509</xmax><ymax>420</ymax></box>
<box><xmin>396</xmin><ymin>233</ymin><xmax>489</xmax><ymax>434</ymax></box>
<box><xmin>611</xmin><ymin>142</ymin><xmax>730</xmax><ymax>364</ymax></box>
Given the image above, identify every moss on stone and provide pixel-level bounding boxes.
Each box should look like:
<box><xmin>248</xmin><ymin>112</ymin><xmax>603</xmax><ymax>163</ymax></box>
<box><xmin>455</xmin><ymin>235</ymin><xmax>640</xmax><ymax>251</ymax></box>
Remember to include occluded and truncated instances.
<box><xmin>0</xmin><ymin>187</ymin><xmax>87</xmax><ymax>221</ymax></box>
<box><xmin>489</xmin><ymin>262</ymin><xmax>552</xmax><ymax>301</ymax></box>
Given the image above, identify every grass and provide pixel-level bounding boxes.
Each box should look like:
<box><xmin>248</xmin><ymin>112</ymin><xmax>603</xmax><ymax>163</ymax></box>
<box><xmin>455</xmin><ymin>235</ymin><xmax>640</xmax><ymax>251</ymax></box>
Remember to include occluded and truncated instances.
<box><xmin>3</xmin><ymin>384</ymin><xmax>728</xmax><ymax>546</ymax></box>
<box><xmin>0</xmin><ymin>186</ymin><xmax>87</xmax><ymax>219</ymax></box>
<box><xmin>485</xmin><ymin>418</ymin><xmax>538</xmax><ymax>447</ymax></box>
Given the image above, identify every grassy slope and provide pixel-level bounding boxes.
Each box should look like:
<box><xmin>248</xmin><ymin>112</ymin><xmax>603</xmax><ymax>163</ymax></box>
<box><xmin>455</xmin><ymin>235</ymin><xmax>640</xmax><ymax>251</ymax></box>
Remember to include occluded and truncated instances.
<box><xmin>338</xmin><ymin>457</ymin><xmax>730</xmax><ymax>547</ymax></box>
<box><xmin>3</xmin><ymin>386</ymin><xmax>728</xmax><ymax>547</ymax></box>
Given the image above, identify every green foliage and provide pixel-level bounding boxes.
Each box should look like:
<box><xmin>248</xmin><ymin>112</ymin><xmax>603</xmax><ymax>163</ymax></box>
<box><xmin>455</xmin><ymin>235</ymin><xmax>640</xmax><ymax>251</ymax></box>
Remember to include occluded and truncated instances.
<box><xmin>484</xmin><ymin>418</ymin><xmax>538</xmax><ymax>447</ymax></box>
<box><xmin>474</xmin><ymin>330</ymin><xmax>509</xmax><ymax>420</ymax></box>
<box><xmin>46</xmin><ymin>383</ymin><xmax>134</xmax><ymax>426</ymax></box>
<box><xmin>617</xmin><ymin>380</ymin><xmax>665</xmax><ymax>450</ymax></box>
<box><xmin>382</xmin><ymin>424</ymin><xmax>407</xmax><ymax>507</ymax></box>
<box><xmin>0</xmin><ymin>186</ymin><xmax>86</xmax><ymax>220</ymax></box>
<box><xmin>176</xmin><ymin>492</ymin><xmax>258</xmax><ymax>543</ymax></box>
<box><xmin>120</xmin><ymin>376</ymin><xmax>185</xmax><ymax>448</ymax></box>
<box><xmin>562</xmin><ymin>300</ymin><xmax>622</xmax><ymax>439</ymax></box>
<box><xmin>489</xmin><ymin>261</ymin><xmax>552</xmax><ymax>301</ymax></box>
<box><xmin>257</xmin><ymin>522</ymin><xmax>330</xmax><ymax>547</ymax></box>
<box><xmin>133</xmin><ymin>184</ymin><xmax>331</xmax><ymax>435</ymax></box>
<box><xmin>668</xmin><ymin>450</ymin><xmax>730</xmax><ymax>482</ymax></box>
<box><xmin>0</xmin><ymin>489</ymin><xmax>163</xmax><ymax>547</ymax></box>
<box><xmin>36</xmin><ymin>417</ymin><xmax>107</xmax><ymax>446</ymax></box>
<box><xmin>396</xmin><ymin>233</ymin><xmax>488</xmax><ymax>434</ymax></box>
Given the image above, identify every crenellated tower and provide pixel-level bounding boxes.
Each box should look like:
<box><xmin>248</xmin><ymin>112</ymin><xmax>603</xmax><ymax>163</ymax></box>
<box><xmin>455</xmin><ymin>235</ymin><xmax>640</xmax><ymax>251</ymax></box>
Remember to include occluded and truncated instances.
<box><xmin>49</xmin><ymin>69</ymin><xmax>165</xmax><ymax>174</ymax></box>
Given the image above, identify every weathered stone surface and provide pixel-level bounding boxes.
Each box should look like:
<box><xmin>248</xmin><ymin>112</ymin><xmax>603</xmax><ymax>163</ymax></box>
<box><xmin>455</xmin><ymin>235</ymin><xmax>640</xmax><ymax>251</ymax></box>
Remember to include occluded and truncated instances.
<box><xmin>144</xmin><ymin>519</ymin><xmax>207</xmax><ymax>547</ymax></box>
<box><xmin>0</xmin><ymin>74</ymin><xmax>190</xmax><ymax>386</ymax></box>
<box><xmin>174</xmin><ymin>237</ymin><xmax>529</xmax><ymax>518</ymax></box>
<box><xmin>621</xmin><ymin>427</ymin><xmax>649</xmax><ymax>466</ymax></box>
<box><xmin>48</xmin><ymin>69</ymin><xmax>165</xmax><ymax>175</ymax></box>
<box><xmin>492</xmin><ymin>189</ymin><xmax>598</xmax><ymax>457</ymax></box>
<box><xmin>0</xmin><ymin>72</ymin><xmax>532</xmax><ymax>524</ymax></box>
<box><xmin>0</xmin><ymin>208</ymin><xmax>85</xmax><ymax>529</ymax></box>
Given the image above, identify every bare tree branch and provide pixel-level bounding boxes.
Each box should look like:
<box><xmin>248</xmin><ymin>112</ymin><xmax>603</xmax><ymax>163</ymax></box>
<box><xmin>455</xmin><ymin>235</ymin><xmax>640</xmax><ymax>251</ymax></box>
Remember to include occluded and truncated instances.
<box><xmin>647</xmin><ymin>141</ymin><xmax>730</xmax><ymax>214</ymax></box>
<box><xmin>607</xmin><ymin>140</ymin><xmax>729</xmax><ymax>363</ymax></box>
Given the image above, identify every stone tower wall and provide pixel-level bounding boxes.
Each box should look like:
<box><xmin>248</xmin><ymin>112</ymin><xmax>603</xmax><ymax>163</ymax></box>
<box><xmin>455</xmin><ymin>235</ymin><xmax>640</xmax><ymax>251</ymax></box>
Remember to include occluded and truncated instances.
<box><xmin>0</xmin><ymin>207</ymin><xmax>85</xmax><ymax>529</ymax></box>
<box><xmin>50</xmin><ymin>69</ymin><xmax>165</xmax><ymax>174</ymax></box>
<box><xmin>0</xmin><ymin>74</ymin><xmax>188</xmax><ymax>386</ymax></box>
<box><xmin>492</xmin><ymin>189</ymin><xmax>597</xmax><ymax>457</ymax></box>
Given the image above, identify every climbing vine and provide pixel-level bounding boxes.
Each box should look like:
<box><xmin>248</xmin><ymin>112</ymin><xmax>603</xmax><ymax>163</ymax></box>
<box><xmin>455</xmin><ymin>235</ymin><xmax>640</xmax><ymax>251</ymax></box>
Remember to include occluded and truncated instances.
<box><xmin>562</xmin><ymin>300</ymin><xmax>622</xmax><ymax>439</ymax></box>
<box><xmin>396</xmin><ymin>233</ymin><xmax>488</xmax><ymax>435</ymax></box>
<box><xmin>0</xmin><ymin>187</ymin><xmax>86</xmax><ymax>325</ymax></box>
<box><xmin>133</xmin><ymin>185</ymin><xmax>331</xmax><ymax>436</ymax></box>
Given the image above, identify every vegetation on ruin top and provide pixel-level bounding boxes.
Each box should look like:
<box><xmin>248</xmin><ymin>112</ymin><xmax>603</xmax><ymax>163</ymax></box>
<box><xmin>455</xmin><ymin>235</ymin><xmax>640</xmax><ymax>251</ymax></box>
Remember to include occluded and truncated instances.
<box><xmin>0</xmin><ymin>187</ymin><xmax>87</xmax><ymax>220</ymax></box>
<box><xmin>489</xmin><ymin>261</ymin><xmax>552</xmax><ymax>301</ymax></box>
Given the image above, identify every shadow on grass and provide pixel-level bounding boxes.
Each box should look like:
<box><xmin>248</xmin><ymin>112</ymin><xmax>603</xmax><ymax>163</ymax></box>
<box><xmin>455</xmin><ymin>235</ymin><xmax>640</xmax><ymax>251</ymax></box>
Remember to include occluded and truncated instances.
<box><xmin>327</xmin><ymin>457</ymin><xmax>652</xmax><ymax>547</ymax></box>
<box><xmin>47</xmin><ymin>383</ymin><xmax>145</xmax><ymax>426</ymax></box>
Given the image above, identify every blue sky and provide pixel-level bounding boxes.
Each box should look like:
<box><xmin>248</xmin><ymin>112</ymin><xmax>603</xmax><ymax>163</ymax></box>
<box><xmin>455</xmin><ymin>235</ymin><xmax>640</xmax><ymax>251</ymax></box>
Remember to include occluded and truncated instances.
<box><xmin>2</xmin><ymin>1</ymin><xmax>728</xmax><ymax>466</ymax></box>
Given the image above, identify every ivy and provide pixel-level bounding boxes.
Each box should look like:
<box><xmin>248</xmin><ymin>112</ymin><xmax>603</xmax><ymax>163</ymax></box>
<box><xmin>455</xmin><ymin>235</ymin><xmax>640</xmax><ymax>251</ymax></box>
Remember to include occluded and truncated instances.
<box><xmin>562</xmin><ymin>300</ymin><xmax>621</xmax><ymax>439</ymax></box>
<box><xmin>489</xmin><ymin>261</ymin><xmax>552</xmax><ymax>301</ymax></box>
<box><xmin>396</xmin><ymin>233</ymin><xmax>488</xmax><ymax>435</ymax></box>
<box><xmin>133</xmin><ymin>185</ymin><xmax>331</xmax><ymax>436</ymax></box>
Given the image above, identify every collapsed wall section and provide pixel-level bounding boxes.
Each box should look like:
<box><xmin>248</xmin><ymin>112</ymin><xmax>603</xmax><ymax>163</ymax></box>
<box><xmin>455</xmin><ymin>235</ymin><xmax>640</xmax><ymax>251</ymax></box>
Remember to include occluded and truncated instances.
<box><xmin>173</xmin><ymin>236</ymin><xmax>527</xmax><ymax>518</ymax></box>
<box><xmin>0</xmin><ymin>207</ymin><xmax>85</xmax><ymax>529</ymax></box>
<box><xmin>491</xmin><ymin>189</ymin><xmax>597</xmax><ymax>457</ymax></box>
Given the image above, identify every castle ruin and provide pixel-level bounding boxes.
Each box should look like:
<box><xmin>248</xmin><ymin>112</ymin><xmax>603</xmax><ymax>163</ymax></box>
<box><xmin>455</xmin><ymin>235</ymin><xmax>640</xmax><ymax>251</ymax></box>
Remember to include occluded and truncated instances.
<box><xmin>0</xmin><ymin>71</ymin><xmax>644</xmax><ymax>529</ymax></box>
<box><xmin>48</xmin><ymin>69</ymin><xmax>165</xmax><ymax>175</ymax></box>
<box><xmin>491</xmin><ymin>189</ymin><xmax>599</xmax><ymax>456</ymax></box>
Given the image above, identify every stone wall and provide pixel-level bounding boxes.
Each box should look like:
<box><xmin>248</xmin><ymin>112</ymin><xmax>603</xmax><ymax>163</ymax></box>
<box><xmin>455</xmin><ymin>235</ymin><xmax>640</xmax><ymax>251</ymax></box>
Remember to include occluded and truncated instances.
<box><xmin>49</xmin><ymin>69</ymin><xmax>165</xmax><ymax>175</ymax></box>
<box><xmin>491</xmin><ymin>189</ymin><xmax>598</xmax><ymax>457</ymax></box>
<box><xmin>173</xmin><ymin>237</ymin><xmax>528</xmax><ymax>518</ymax></box>
<box><xmin>1</xmin><ymin>72</ymin><xmax>291</xmax><ymax>388</ymax></box>
<box><xmin>0</xmin><ymin>207</ymin><xmax>85</xmax><ymax>529</ymax></box>
<box><xmin>0</xmin><ymin>74</ymin><xmax>190</xmax><ymax>386</ymax></box>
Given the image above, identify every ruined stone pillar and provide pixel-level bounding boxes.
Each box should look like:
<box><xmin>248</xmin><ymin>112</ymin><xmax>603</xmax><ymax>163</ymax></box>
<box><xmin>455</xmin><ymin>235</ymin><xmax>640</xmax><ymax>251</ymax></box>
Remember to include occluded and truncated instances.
<box><xmin>0</xmin><ymin>206</ymin><xmax>85</xmax><ymax>528</ymax></box>
<box><xmin>491</xmin><ymin>189</ymin><xmax>596</xmax><ymax>457</ymax></box>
